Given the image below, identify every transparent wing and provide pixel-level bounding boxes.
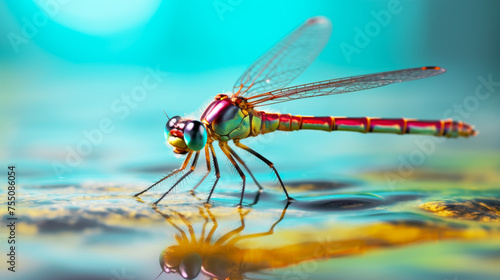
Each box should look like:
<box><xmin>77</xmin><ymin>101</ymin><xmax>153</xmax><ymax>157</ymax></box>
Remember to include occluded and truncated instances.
<box><xmin>246</xmin><ymin>67</ymin><xmax>446</xmax><ymax>107</ymax></box>
<box><xmin>233</xmin><ymin>16</ymin><xmax>332</xmax><ymax>97</ymax></box>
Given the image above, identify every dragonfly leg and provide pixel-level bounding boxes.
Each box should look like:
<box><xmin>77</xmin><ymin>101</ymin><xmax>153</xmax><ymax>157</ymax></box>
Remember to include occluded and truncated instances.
<box><xmin>134</xmin><ymin>152</ymin><xmax>194</xmax><ymax>197</ymax></box>
<box><xmin>152</xmin><ymin>151</ymin><xmax>201</xmax><ymax>206</ymax></box>
<box><xmin>204</xmin><ymin>206</ymin><xmax>218</xmax><ymax>243</ymax></box>
<box><xmin>215</xmin><ymin>208</ymin><xmax>250</xmax><ymax>245</ymax></box>
<box><xmin>248</xmin><ymin>189</ymin><xmax>262</xmax><ymax>206</ymax></box>
<box><xmin>190</xmin><ymin>145</ymin><xmax>212</xmax><ymax>194</ymax></box>
<box><xmin>227</xmin><ymin>201</ymin><xmax>290</xmax><ymax>246</ymax></box>
<box><xmin>219</xmin><ymin>141</ymin><xmax>246</xmax><ymax>206</ymax></box>
<box><xmin>205</xmin><ymin>143</ymin><xmax>221</xmax><ymax>204</ymax></box>
<box><xmin>198</xmin><ymin>207</ymin><xmax>210</xmax><ymax>243</ymax></box>
<box><xmin>233</xmin><ymin>140</ymin><xmax>294</xmax><ymax>202</ymax></box>
<box><xmin>173</xmin><ymin>210</ymin><xmax>196</xmax><ymax>242</ymax></box>
<box><xmin>226</xmin><ymin>145</ymin><xmax>263</xmax><ymax>191</ymax></box>
<box><xmin>153</xmin><ymin>207</ymin><xmax>189</xmax><ymax>242</ymax></box>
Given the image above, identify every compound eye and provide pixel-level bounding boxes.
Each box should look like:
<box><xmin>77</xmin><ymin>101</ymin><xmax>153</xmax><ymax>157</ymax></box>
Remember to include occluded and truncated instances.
<box><xmin>183</xmin><ymin>121</ymin><xmax>207</xmax><ymax>151</ymax></box>
<box><xmin>165</xmin><ymin>116</ymin><xmax>182</xmax><ymax>135</ymax></box>
<box><xmin>159</xmin><ymin>249</ymin><xmax>178</xmax><ymax>274</ymax></box>
<box><xmin>179</xmin><ymin>253</ymin><xmax>202</xmax><ymax>279</ymax></box>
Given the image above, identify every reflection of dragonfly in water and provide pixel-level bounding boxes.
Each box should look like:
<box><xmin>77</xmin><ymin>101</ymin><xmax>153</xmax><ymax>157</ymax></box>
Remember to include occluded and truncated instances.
<box><xmin>154</xmin><ymin>203</ymin><xmax>291</xmax><ymax>280</ymax></box>
<box><xmin>151</xmin><ymin>198</ymin><xmax>499</xmax><ymax>280</ymax></box>
<box><xmin>135</xmin><ymin>16</ymin><xmax>476</xmax><ymax>206</ymax></box>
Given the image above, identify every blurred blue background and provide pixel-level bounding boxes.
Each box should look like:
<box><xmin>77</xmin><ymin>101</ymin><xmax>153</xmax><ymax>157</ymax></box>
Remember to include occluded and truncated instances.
<box><xmin>1</xmin><ymin>0</ymin><xmax>499</xmax><ymax>184</ymax></box>
<box><xmin>1</xmin><ymin>2</ymin><xmax>500</xmax><ymax>280</ymax></box>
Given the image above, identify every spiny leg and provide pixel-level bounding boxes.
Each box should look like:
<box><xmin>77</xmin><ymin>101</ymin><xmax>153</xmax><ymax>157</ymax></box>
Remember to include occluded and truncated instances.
<box><xmin>227</xmin><ymin>145</ymin><xmax>262</xmax><ymax>205</ymax></box>
<box><xmin>153</xmin><ymin>151</ymin><xmax>201</xmax><ymax>206</ymax></box>
<box><xmin>227</xmin><ymin>201</ymin><xmax>290</xmax><ymax>246</ymax></box>
<box><xmin>234</xmin><ymin>140</ymin><xmax>294</xmax><ymax>201</ymax></box>
<box><xmin>226</xmin><ymin>144</ymin><xmax>263</xmax><ymax>190</ymax></box>
<box><xmin>204</xmin><ymin>206</ymin><xmax>218</xmax><ymax>243</ymax></box>
<box><xmin>198</xmin><ymin>207</ymin><xmax>210</xmax><ymax>243</ymax></box>
<box><xmin>172</xmin><ymin>210</ymin><xmax>196</xmax><ymax>243</ymax></box>
<box><xmin>134</xmin><ymin>152</ymin><xmax>194</xmax><ymax>197</ymax></box>
<box><xmin>190</xmin><ymin>145</ymin><xmax>212</xmax><ymax>194</ymax></box>
<box><xmin>219</xmin><ymin>142</ymin><xmax>246</xmax><ymax>206</ymax></box>
<box><xmin>215</xmin><ymin>208</ymin><xmax>250</xmax><ymax>245</ymax></box>
<box><xmin>153</xmin><ymin>207</ymin><xmax>189</xmax><ymax>242</ymax></box>
<box><xmin>205</xmin><ymin>143</ymin><xmax>221</xmax><ymax>204</ymax></box>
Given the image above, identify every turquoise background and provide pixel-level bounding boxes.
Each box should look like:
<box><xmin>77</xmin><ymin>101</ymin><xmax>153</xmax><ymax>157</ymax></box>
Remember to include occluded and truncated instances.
<box><xmin>1</xmin><ymin>2</ymin><xmax>500</xmax><ymax>280</ymax></box>
<box><xmin>1</xmin><ymin>0</ymin><xmax>499</xmax><ymax>183</ymax></box>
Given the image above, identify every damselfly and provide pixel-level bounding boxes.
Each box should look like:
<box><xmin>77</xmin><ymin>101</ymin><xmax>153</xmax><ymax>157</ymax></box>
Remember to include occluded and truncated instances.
<box><xmin>135</xmin><ymin>16</ymin><xmax>476</xmax><ymax>206</ymax></box>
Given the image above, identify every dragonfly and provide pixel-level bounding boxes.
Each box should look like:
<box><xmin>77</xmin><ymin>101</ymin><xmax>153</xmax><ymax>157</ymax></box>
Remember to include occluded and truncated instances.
<box><xmin>135</xmin><ymin>16</ymin><xmax>477</xmax><ymax>207</ymax></box>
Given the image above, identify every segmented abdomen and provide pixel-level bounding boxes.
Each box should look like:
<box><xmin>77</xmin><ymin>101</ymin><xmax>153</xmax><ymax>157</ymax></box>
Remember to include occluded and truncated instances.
<box><xmin>258</xmin><ymin>112</ymin><xmax>476</xmax><ymax>138</ymax></box>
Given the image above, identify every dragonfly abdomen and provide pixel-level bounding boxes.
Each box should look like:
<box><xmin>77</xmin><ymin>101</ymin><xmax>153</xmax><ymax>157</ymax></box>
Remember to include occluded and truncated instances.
<box><xmin>259</xmin><ymin>112</ymin><xmax>476</xmax><ymax>138</ymax></box>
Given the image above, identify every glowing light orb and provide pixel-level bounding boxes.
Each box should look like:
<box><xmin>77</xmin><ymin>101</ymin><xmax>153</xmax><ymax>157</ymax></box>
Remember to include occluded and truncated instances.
<box><xmin>35</xmin><ymin>0</ymin><xmax>162</xmax><ymax>35</ymax></box>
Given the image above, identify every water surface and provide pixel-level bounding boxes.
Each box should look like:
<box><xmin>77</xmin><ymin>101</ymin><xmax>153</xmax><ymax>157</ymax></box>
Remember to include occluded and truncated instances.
<box><xmin>3</xmin><ymin>153</ymin><xmax>500</xmax><ymax>280</ymax></box>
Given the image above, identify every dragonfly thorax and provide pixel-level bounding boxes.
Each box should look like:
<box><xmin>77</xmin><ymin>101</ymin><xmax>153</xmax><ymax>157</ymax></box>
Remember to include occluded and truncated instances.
<box><xmin>200</xmin><ymin>97</ymin><xmax>260</xmax><ymax>142</ymax></box>
<box><xmin>214</xmin><ymin>93</ymin><xmax>250</xmax><ymax>109</ymax></box>
<box><xmin>231</xmin><ymin>96</ymin><xmax>250</xmax><ymax>109</ymax></box>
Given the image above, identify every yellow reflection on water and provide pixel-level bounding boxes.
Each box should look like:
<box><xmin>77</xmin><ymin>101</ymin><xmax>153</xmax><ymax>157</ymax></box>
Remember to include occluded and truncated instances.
<box><xmin>421</xmin><ymin>199</ymin><xmax>500</xmax><ymax>222</ymax></box>
<box><xmin>156</xmin><ymin>199</ymin><xmax>500</xmax><ymax>280</ymax></box>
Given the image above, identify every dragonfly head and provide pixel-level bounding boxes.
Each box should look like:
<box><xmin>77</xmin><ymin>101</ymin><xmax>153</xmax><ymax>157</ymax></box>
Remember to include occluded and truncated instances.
<box><xmin>160</xmin><ymin>247</ymin><xmax>202</xmax><ymax>279</ymax></box>
<box><xmin>165</xmin><ymin>116</ymin><xmax>208</xmax><ymax>154</ymax></box>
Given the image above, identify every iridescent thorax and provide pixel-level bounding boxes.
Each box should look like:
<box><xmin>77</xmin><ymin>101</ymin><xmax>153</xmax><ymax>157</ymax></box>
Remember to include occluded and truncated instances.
<box><xmin>200</xmin><ymin>94</ymin><xmax>262</xmax><ymax>142</ymax></box>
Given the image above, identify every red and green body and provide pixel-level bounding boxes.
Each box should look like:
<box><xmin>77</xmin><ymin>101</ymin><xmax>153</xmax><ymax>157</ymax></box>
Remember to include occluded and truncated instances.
<box><xmin>201</xmin><ymin>94</ymin><xmax>476</xmax><ymax>141</ymax></box>
<box><xmin>137</xmin><ymin>16</ymin><xmax>478</xmax><ymax>208</ymax></box>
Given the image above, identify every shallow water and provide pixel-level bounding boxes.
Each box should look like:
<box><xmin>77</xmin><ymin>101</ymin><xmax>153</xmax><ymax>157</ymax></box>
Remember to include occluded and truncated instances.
<box><xmin>3</xmin><ymin>153</ymin><xmax>500</xmax><ymax>280</ymax></box>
